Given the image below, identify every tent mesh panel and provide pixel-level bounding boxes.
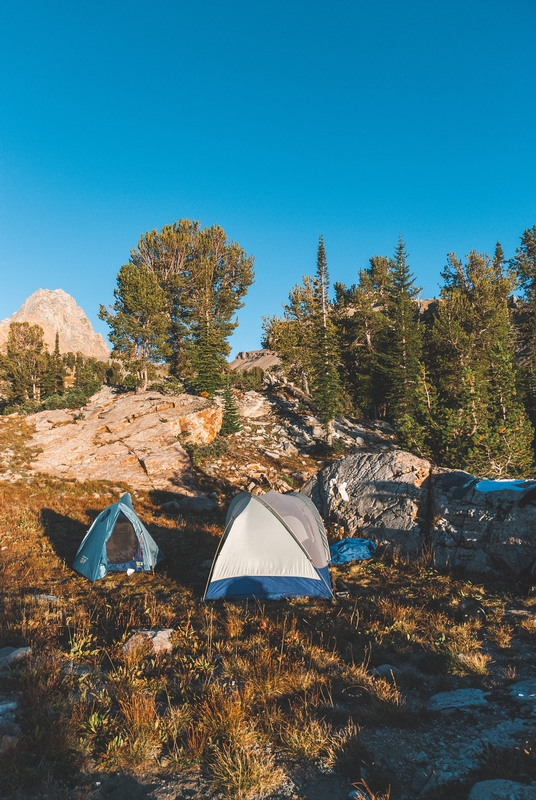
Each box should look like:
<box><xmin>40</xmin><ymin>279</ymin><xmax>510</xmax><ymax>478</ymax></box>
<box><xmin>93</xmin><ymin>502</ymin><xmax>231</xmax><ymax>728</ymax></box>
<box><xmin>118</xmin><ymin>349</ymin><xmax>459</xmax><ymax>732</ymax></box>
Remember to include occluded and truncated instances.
<box><xmin>106</xmin><ymin>513</ymin><xmax>138</xmax><ymax>563</ymax></box>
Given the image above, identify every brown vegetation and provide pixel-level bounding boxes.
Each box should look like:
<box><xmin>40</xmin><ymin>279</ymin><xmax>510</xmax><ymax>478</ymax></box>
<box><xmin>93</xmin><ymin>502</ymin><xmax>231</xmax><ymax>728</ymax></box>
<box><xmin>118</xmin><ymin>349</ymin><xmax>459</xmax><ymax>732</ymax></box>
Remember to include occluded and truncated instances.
<box><xmin>0</xmin><ymin>422</ymin><xmax>535</xmax><ymax>799</ymax></box>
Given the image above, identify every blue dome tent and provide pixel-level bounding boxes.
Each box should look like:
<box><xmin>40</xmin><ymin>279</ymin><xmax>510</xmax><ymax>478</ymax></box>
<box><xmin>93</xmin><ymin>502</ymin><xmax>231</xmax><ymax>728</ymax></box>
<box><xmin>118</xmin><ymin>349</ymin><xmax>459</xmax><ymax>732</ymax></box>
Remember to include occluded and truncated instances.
<box><xmin>73</xmin><ymin>493</ymin><xmax>163</xmax><ymax>581</ymax></box>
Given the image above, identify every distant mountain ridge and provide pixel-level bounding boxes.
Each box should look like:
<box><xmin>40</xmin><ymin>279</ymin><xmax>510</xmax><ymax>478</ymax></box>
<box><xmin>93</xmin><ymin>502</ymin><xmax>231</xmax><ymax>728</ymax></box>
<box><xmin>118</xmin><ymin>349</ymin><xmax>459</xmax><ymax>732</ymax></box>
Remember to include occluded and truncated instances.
<box><xmin>229</xmin><ymin>349</ymin><xmax>281</xmax><ymax>372</ymax></box>
<box><xmin>0</xmin><ymin>289</ymin><xmax>110</xmax><ymax>361</ymax></box>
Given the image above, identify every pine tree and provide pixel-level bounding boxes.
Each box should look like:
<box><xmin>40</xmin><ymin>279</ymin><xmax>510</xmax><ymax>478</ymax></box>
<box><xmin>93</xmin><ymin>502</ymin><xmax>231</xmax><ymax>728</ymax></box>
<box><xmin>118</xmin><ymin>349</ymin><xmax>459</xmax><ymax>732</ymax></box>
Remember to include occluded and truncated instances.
<box><xmin>52</xmin><ymin>332</ymin><xmax>65</xmax><ymax>395</ymax></box>
<box><xmin>99</xmin><ymin>263</ymin><xmax>171</xmax><ymax>391</ymax></box>
<box><xmin>1</xmin><ymin>322</ymin><xmax>46</xmax><ymax>404</ymax></box>
<box><xmin>310</xmin><ymin>236</ymin><xmax>343</xmax><ymax>441</ymax></box>
<box><xmin>425</xmin><ymin>247</ymin><xmax>534</xmax><ymax>475</ymax></box>
<box><xmin>220</xmin><ymin>378</ymin><xmax>242</xmax><ymax>435</ymax></box>
<box><xmin>189</xmin><ymin>321</ymin><xmax>227</xmax><ymax>396</ymax></box>
<box><xmin>378</xmin><ymin>237</ymin><xmax>422</xmax><ymax>422</ymax></box>
<box><xmin>262</xmin><ymin>276</ymin><xmax>317</xmax><ymax>394</ymax></box>
<box><xmin>128</xmin><ymin>220</ymin><xmax>254</xmax><ymax>384</ymax></box>
<box><xmin>512</xmin><ymin>224</ymin><xmax>536</xmax><ymax>427</ymax></box>
<box><xmin>333</xmin><ymin>255</ymin><xmax>391</xmax><ymax>416</ymax></box>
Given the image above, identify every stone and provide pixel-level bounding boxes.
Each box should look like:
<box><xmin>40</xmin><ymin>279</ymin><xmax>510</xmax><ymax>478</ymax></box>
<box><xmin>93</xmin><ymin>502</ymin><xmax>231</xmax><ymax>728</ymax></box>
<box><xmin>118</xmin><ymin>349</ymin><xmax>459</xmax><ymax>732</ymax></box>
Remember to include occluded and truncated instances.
<box><xmin>175</xmin><ymin>495</ymin><xmax>219</xmax><ymax>514</ymax></box>
<box><xmin>509</xmin><ymin>678</ymin><xmax>536</xmax><ymax>705</ymax></box>
<box><xmin>263</xmin><ymin>450</ymin><xmax>281</xmax><ymax>460</ymax></box>
<box><xmin>25</xmin><ymin>387</ymin><xmax>223</xmax><ymax>492</ymax></box>
<box><xmin>123</xmin><ymin>628</ymin><xmax>174</xmax><ymax>656</ymax></box>
<box><xmin>371</xmin><ymin>664</ymin><xmax>400</xmax><ymax>681</ymax></box>
<box><xmin>303</xmin><ymin>449</ymin><xmax>536</xmax><ymax>574</ymax></box>
<box><xmin>0</xmin><ymin>735</ymin><xmax>20</xmax><ymax>754</ymax></box>
<box><xmin>0</xmin><ymin>288</ymin><xmax>109</xmax><ymax>360</ymax></box>
<box><xmin>237</xmin><ymin>390</ymin><xmax>273</xmax><ymax>419</ymax></box>
<box><xmin>427</xmin><ymin>688</ymin><xmax>489</xmax><ymax>712</ymax></box>
<box><xmin>468</xmin><ymin>779</ymin><xmax>536</xmax><ymax>799</ymax></box>
<box><xmin>0</xmin><ymin>701</ymin><xmax>18</xmax><ymax>715</ymax></box>
<box><xmin>159</xmin><ymin>500</ymin><xmax>182</xmax><ymax>515</ymax></box>
<box><xmin>0</xmin><ymin>646</ymin><xmax>31</xmax><ymax>671</ymax></box>
<box><xmin>430</xmin><ymin>472</ymin><xmax>536</xmax><ymax>573</ymax></box>
<box><xmin>303</xmin><ymin>450</ymin><xmax>431</xmax><ymax>558</ymax></box>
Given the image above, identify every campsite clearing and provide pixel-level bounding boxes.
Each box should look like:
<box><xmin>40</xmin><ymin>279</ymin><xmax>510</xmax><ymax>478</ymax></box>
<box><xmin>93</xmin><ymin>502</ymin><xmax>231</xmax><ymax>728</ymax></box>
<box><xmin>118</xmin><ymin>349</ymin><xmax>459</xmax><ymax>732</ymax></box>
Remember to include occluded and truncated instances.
<box><xmin>1</xmin><ymin>470</ymin><xmax>536</xmax><ymax>799</ymax></box>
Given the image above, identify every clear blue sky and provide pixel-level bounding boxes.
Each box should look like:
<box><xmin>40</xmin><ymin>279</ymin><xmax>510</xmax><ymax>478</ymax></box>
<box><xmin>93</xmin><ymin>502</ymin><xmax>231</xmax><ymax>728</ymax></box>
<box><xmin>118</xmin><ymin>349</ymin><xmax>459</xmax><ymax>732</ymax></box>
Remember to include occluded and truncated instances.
<box><xmin>1</xmin><ymin>0</ymin><xmax>535</xmax><ymax>356</ymax></box>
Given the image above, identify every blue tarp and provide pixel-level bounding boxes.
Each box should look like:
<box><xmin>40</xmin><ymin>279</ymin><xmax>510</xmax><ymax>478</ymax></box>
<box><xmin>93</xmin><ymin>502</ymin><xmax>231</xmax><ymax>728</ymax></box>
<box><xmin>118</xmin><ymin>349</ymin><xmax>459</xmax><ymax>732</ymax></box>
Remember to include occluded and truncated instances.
<box><xmin>329</xmin><ymin>538</ymin><xmax>376</xmax><ymax>564</ymax></box>
<box><xmin>474</xmin><ymin>479</ymin><xmax>536</xmax><ymax>493</ymax></box>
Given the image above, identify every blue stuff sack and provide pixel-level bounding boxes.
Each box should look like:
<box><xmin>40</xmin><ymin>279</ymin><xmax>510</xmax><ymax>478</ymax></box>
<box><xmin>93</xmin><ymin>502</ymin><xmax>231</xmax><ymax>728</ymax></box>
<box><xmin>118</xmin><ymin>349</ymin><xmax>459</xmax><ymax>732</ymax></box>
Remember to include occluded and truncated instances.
<box><xmin>329</xmin><ymin>538</ymin><xmax>377</xmax><ymax>564</ymax></box>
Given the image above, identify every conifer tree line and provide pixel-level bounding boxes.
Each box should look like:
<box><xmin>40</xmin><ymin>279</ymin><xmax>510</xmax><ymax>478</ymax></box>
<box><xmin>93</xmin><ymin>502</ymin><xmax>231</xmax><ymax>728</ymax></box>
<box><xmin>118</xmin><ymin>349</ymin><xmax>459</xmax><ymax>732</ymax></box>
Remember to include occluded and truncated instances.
<box><xmin>0</xmin><ymin>324</ymin><xmax>118</xmax><ymax>411</ymax></box>
<box><xmin>263</xmin><ymin>225</ymin><xmax>536</xmax><ymax>477</ymax></box>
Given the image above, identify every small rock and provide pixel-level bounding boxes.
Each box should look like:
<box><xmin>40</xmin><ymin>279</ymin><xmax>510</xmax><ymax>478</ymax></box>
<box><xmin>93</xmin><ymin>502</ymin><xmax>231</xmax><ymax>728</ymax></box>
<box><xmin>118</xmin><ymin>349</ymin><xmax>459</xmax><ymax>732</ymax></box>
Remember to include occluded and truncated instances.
<box><xmin>123</xmin><ymin>628</ymin><xmax>174</xmax><ymax>656</ymax></box>
<box><xmin>371</xmin><ymin>664</ymin><xmax>400</xmax><ymax>681</ymax></box>
<box><xmin>0</xmin><ymin>646</ymin><xmax>31</xmax><ymax>672</ymax></box>
<box><xmin>427</xmin><ymin>688</ymin><xmax>489</xmax><ymax>712</ymax></box>
<box><xmin>159</xmin><ymin>500</ymin><xmax>182</xmax><ymax>515</ymax></box>
<box><xmin>0</xmin><ymin>735</ymin><xmax>20</xmax><ymax>754</ymax></box>
<box><xmin>34</xmin><ymin>594</ymin><xmax>61</xmax><ymax>603</ymax></box>
<box><xmin>509</xmin><ymin>679</ymin><xmax>536</xmax><ymax>706</ymax></box>
<box><xmin>0</xmin><ymin>700</ymin><xmax>18</xmax><ymax>715</ymax></box>
<box><xmin>176</xmin><ymin>495</ymin><xmax>218</xmax><ymax>514</ymax></box>
<box><xmin>263</xmin><ymin>450</ymin><xmax>281</xmax><ymax>460</ymax></box>
<box><xmin>468</xmin><ymin>779</ymin><xmax>536</xmax><ymax>799</ymax></box>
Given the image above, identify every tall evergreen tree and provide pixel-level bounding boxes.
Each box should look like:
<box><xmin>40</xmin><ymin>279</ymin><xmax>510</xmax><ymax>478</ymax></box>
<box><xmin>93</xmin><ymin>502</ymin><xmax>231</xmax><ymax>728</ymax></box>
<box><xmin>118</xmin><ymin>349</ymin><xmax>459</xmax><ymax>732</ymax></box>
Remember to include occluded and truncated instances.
<box><xmin>99</xmin><ymin>263</ymin><xmax>171</xmax><ymax>391</ymax></box>
<box><xmin>220</xmin><ymin>378</ymin><xmax>243</xmax><ymax>435</ymax></box>
<box><xmin>128</xmin><ymin>220</ymin><xmax>254</xmax><ymax>389</ymax></box>
<box><xmin>1</xmin><ymin>322</ymin><xmax>46</xmax><ymax>404</ymax></box>
<box><xmin>512</xmin><ymin>224</ymin><xmax>536</xmax><ymax>427</ymax></box>
<box><xmin>262</xmin><ymin>276</ymin><xmax>317</xmax><ymax>394</ymax></box>
<box><xmin>424</xmin><ymin>248</ymin><xmax>533</xmax><ymax>475</ymax></box>
<box><xmin>333</xmin><ymin>255</ymin><xmax>390</xmax><ymax>416</ymax></box>
<box><xmin>378</xmin><ymin>237</ymin><xmax>422</xmax><ymax>422</ymax></box>
<box><xmin>310</xmin><ymin>236</ymin><xmax>343</xmax><ymax>440</ymax></box>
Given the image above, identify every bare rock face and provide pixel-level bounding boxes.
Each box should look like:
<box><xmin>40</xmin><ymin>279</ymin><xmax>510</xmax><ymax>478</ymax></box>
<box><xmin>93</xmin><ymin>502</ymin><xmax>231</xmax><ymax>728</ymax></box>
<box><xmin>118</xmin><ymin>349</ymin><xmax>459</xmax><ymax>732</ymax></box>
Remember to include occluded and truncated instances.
<box><xmin>303</xmin><ymin>450</ymin><xmax>431</xmax><ymax>558</ymax></box>
<box><xmin>25</xmin><ymin>387</ymin><xmax>223</xmax><ymax>491</ymax></box>
<box><xmin>238</xmin><ymin>390</ymin><xmax>273</xmax><ymax>418</ymax></box>
<box><xmin>303</xmin><ymin>450</ymin><xmax>536</xmax><ymax>574</ymax></box>
<box><xmin>229</xmin><ymin>349</ymin><xmax>281</xmax><ymax>372</ymax></box>
<box><xmin>430</xmin><ymin>471</ymin><xmax>536</xmax><ymax>574</ymax></box>
<box><xmin>0</xmin><ymin>288</ymin><xmax>109</xmax><ymax>360</ymax></box>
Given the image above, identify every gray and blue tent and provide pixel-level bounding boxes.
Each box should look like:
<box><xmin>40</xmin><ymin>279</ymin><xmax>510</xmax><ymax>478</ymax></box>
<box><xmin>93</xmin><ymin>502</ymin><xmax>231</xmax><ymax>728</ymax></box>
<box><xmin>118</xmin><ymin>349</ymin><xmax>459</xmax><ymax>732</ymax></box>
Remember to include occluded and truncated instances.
<box><xmin>73</xmin><ymin>493</ymin><xmax>163</xmax><ymax>582</ymax></box>
<box><xmin>204</xmin><ymin>490</ymin><xmax>333</xmax><ymax>600</ymax></box>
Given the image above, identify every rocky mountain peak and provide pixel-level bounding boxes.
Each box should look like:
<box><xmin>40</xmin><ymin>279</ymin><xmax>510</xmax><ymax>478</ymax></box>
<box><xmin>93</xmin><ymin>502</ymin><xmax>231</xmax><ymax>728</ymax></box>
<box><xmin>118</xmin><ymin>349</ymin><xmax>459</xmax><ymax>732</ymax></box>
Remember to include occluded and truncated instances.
<box><xmin>0</xmin><ymin>288</ymin><xmax>109</xmax><ymax>360</ymax></box>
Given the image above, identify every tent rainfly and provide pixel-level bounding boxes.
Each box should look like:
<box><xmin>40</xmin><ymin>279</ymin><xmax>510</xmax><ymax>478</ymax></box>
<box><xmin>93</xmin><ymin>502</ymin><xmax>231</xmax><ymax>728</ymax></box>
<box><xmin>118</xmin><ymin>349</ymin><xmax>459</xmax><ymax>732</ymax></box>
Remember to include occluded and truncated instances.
<box><xmin>204</xmin><ymin>490</ymin><xmax>333</xmax><ymax>600</ymax></box>
<box><xmin>73</xmin><ymin>493</ymin><xmax>163</xmax><ymax>582</ymax></box>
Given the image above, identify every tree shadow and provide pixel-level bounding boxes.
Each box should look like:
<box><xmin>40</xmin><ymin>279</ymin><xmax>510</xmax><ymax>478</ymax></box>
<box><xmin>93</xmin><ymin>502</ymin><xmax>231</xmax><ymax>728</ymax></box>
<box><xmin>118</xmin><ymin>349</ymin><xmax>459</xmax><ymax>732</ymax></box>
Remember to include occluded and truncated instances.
<box><xmin>80</xmin><ymin>772</ymin><xmax>161</xmax><ymax>799</ymax></box>
<box><xmin>39</xmin><ymin>507</ymin><xmax>92</xmax><ymax>566</ymax></box>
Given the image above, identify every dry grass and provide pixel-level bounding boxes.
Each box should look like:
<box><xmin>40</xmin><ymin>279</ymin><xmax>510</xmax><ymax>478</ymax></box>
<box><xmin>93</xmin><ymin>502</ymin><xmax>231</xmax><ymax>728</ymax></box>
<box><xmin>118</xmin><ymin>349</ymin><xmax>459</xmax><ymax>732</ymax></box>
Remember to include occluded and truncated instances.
<box><xmin>209</xmin><ymin>743</ymin><xmax>285</xmax><ymax>799</ymax></box>
<box><xmin>0</xmin><ymin>472</ymin><xmax>531</xmax><ymax>798</ymax></box>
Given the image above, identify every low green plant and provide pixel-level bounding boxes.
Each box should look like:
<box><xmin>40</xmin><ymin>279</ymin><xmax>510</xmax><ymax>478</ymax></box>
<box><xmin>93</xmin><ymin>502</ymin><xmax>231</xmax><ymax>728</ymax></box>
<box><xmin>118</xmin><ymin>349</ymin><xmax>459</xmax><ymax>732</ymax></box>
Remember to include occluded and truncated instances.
<box><xmin>184</xmin><ymin>436</ymin><xmax>230</xmax><ymax>465</ymax></box>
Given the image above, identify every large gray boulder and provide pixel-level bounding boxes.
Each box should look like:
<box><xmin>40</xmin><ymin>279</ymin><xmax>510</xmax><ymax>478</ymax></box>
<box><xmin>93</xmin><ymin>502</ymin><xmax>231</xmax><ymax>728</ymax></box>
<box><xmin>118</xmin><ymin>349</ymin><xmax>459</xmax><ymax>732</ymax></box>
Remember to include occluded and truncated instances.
<box><xmin>302</xmin><ymin>450</ymin><xmax>431</xmax><ymax>558</ymax></box>
<box><xmin>431</xmin><ymin>471</ymin><xmax>536</xmax><ymax>573</ymax></box>
<box><xmin>303</xmin><ymin>450</ymin><xmax>536</xmax><ymax>574</ymax></box>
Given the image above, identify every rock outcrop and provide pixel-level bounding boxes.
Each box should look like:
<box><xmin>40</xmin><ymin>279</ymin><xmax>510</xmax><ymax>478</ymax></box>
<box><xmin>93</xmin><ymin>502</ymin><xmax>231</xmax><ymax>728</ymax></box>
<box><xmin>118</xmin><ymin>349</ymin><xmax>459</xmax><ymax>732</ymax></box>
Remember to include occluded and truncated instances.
<box><xmin>0</xmin><ymin>288</ymin><xmax>109</xmax><ymax>360</ymax></box>
<box><xmin>229</xmin><ymin>349</ymin><xmax>281</xmax><ymax>372</ymax></box>
<box><xmin>24</xmin><ymin>387</ymin><xmax>223</xmax><ymax>491</ymax></box>
<box><xmin>304</xmin><ymin>450</ymin><xmax>536</xmax><ymax>573</ymax></box>
<box><xmin>303</xmin><ymin>450</ymin><xmax>431</xmax><ymax>558</ymax></box>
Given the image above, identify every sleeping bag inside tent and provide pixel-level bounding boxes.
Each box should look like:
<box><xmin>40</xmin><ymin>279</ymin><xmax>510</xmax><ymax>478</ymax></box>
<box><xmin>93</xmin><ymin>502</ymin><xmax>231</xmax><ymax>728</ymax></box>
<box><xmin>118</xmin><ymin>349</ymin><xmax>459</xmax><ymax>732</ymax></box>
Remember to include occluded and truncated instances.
<box><xmin>204</xmin><ymin>490</ymin><xmax>333</xmax><ymax>600</ymax></box>
<box><xmin>73</xmin><ymin>493</ymin><xmax>163</xmax><ymax>581</ymax></box>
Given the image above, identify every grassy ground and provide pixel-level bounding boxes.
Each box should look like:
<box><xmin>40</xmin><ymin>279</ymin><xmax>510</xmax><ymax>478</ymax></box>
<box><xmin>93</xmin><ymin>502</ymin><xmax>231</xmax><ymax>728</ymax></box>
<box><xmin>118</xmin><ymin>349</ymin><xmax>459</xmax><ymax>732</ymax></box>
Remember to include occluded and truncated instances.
<box><xmin>0</xmin><ymin>420</ymin><xmax>535</xmax><ymax>799</ymax></box>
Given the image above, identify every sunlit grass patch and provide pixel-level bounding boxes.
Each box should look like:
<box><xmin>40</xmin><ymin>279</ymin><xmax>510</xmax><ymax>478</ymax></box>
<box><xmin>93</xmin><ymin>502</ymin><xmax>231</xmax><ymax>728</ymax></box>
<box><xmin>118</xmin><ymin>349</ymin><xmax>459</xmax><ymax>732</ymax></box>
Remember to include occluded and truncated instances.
<box><xmin>209</xmin><ymin>742</ymin><xmax>285</xmax><ymax>799</ymax></box>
